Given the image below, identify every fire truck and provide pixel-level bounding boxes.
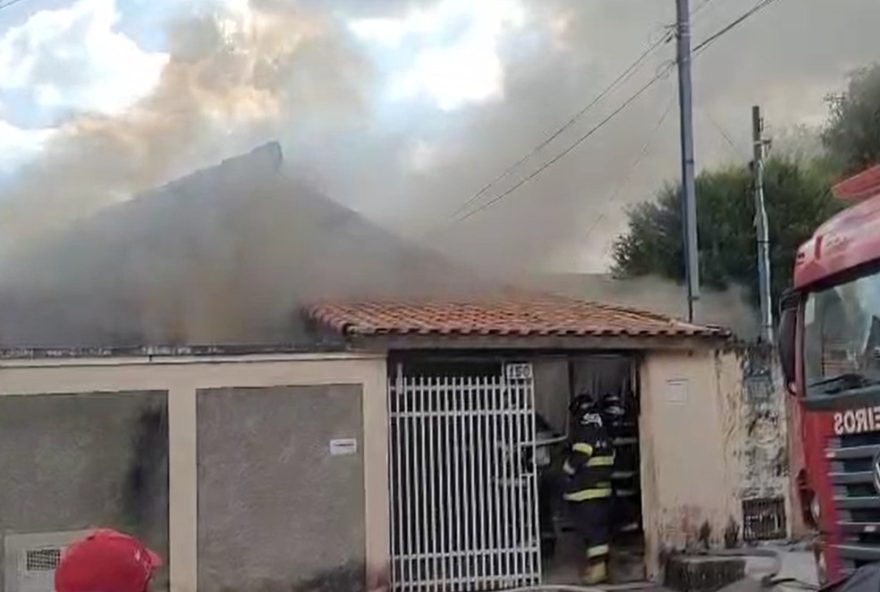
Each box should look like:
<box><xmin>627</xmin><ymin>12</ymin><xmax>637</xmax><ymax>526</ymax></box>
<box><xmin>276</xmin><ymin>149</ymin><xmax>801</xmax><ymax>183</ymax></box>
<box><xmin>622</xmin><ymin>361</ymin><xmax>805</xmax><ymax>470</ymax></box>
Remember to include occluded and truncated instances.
<box><xmin>778</xmin><ymin>163</ymin><xmax>880</xmax><ymax>583</ymax></box>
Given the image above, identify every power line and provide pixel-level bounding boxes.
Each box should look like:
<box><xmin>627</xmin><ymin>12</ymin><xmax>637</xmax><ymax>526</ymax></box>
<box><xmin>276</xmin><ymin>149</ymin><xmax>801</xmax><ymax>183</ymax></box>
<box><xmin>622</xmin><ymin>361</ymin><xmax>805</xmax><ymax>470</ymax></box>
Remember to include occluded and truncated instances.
<box><xmin>701</xmin><ymin>108</ymin><xmax>747</xmax><ymax>160</ymax></box>
<box><xmin>693</xmin><ymin>0</ymin><xmax>781</xmax><ymax>55</ymax></box>
<box><xmin>581</xmin><ymin>89</ymin><xmax>677</xmax><ymax>244</ymax></box>
<box><xmin>0</xmin><ymin>0</ymin><xmax>30</xmax><ymax>11</ymax></box>
<box><xmin>690</xmin><ymin>0</ymin><xmax>717</xmax><ymax>21</ymax></box>
<box><xmin>456</xmin><ymin>61</ymin><xmax>675</xmax><ymax>222</ymax></box>
<box><xmin>449</xmin><ymin>28</ymin><xmax>674</xmax><ymax>220</ymax></box>
<box><xmin>451</xmin><ymin>0</ymin><xmax>784</xmax><ymax>223</ymax></box>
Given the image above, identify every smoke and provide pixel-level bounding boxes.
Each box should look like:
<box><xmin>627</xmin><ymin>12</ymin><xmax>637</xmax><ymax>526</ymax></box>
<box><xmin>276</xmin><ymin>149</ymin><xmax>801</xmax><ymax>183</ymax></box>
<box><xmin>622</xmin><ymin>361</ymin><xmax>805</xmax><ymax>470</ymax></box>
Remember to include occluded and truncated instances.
<box><xmin>0</xmin><ymin>143</ymin><xmax>490</xmax><ymax>345</ymax></box>
<box><xmin>523</xmin><ymin>273</ymin><xmax>760</xmax><ymax>340</ymax></box>
<box><xmin>0</xmin><ymin>0</ymin><xmax>876</xmax><ymax>345</ymax></box>
<box><xmin>0</xmin><ymin>0</ymin><xmax>369</xmax><ymax>253</ymax></box>
<box><xmin>286</xmin><ymin>0</ymin><xmax>880</xmax><ymax>273</ymax></box>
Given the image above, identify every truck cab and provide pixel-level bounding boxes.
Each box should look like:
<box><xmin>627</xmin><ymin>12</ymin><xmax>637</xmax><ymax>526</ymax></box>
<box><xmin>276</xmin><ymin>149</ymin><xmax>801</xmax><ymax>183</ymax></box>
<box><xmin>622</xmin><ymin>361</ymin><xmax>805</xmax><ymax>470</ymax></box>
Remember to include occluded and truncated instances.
<box><xmin>779</xmin><ymin>164</ymin><xmax>880</xmax><ymax>583</ymax></box>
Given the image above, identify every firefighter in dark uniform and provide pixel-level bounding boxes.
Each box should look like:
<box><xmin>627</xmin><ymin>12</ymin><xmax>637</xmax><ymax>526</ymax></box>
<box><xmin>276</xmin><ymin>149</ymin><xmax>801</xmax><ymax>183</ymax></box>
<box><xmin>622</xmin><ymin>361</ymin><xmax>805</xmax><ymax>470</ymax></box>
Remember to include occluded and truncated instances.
<box><xmin>601</xmin><ymin>392</ymin><xmax>641</xmax><ymax>537</ymax></box>
<box><xmin>563</xmin><ymin>392</ymin><xmax>615</xmax><ymax>584</ymax></box>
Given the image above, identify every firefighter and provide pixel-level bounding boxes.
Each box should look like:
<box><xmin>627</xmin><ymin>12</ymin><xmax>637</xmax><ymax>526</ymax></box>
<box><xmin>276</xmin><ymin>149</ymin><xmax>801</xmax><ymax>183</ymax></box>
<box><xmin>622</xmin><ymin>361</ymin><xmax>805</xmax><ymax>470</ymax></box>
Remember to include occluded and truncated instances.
<box><xmin>601</xmin><ymin>392</ymin><xmax>641</xmax><ymax>536</ymax></box>
<box><xmin>563</xmin><ymin>392</ymin><xmax>615</xmax><ymax>585</ymax></box>
<box><xmin>55</xmin><ymin>529</ymin><xmax>163</xmax><ymax>592</ymax></box>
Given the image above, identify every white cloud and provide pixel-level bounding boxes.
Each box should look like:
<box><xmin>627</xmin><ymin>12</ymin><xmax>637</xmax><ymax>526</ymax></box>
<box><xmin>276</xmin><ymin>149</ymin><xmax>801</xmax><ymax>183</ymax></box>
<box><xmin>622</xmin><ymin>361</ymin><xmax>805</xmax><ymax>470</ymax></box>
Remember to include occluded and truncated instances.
<box><xmin>349</xmin><ymin>0</ymin><xmax>525</xmax><ymax>111</ymax></box>
<box><xmin>0</xmin><ymin>120</ymin><xmax>54</xmax><ymax>172</ymax></box>
<box><xmin>0</xmin><ymin>0</ymin><xmax>168</xmax><ymax>116</ymax></box>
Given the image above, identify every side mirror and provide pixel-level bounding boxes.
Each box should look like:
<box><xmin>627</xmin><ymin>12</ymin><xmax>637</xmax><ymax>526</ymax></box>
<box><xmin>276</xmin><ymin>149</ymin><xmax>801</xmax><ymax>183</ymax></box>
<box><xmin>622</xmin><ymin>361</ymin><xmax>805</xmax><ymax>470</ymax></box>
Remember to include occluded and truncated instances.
<box><xmin>777</xmin><ymin>290</ymin><xmax>798</xmax><ymax>395</ymax></box>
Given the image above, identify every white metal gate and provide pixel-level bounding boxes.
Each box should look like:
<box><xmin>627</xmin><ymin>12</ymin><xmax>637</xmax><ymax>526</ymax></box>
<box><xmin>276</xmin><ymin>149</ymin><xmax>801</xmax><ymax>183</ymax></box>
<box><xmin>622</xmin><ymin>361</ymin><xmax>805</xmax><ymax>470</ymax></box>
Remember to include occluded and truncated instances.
<box><xmin>388</xmin><ymin>365</ymin><xmax>541</xmax><ymax>591</ymax></box>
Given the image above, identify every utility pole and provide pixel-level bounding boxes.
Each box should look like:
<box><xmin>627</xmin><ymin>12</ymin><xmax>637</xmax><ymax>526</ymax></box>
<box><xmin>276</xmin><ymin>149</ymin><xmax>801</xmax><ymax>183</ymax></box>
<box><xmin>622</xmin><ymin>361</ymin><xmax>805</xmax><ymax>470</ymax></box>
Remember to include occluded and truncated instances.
<box><xmin>752</xmin><ymin>105</ymin><xmax>773</xmax><ymax>343</ymax></box>
<box><xmin>676</xmin><ymin>0</ymin><xmax>700</xmax><ymax>322</ymax></box>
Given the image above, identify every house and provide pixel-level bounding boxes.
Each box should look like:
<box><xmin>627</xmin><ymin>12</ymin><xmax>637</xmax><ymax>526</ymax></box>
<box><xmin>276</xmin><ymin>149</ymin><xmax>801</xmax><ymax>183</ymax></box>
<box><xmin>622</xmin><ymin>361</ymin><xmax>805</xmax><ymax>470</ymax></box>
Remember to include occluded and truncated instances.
<box><xmin>304</xmin><ymin>294</ymin><xmax>791</xmax><ymax>587</ymax></box>
<box><xmin>0</xmin><ymin>143</ymin><xmax>791</xmax><ymax>592</ymax></box>
<box><xmin>0</xmin><ymin>296</ymin><xmax>790</xmax><ymax>592</ymax></box>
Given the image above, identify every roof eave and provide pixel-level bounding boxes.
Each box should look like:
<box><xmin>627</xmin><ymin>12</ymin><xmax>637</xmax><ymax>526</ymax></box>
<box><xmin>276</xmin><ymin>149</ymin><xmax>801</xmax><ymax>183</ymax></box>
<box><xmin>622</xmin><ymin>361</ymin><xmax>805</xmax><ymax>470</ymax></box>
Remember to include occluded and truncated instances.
<box><xmin>340</xmin><ymin>332</ymin><xmax>731</xmax><ymax>352</ymax></box>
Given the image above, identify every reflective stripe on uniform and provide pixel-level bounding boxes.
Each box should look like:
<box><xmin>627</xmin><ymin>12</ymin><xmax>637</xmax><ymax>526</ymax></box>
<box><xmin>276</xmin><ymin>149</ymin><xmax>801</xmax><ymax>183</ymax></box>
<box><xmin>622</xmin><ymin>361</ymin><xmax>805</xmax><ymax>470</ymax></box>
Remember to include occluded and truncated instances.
<box><xmin>586</xmin><ymin>455</ymin><xmax>615</xmax><ymax>467</ymax></box>
<box><xmin>572</xmin><ymin>442</ymin><xmax>593</xmax><ymax>455</ymax></box>
<box><xmin>563</xmin><ymin>460</ymin><xmax>576</xmax><ymax>475</ymax></box>
<box><xmin>616</xmin><ymin>489</ymin><xmax>637</xmax><ymax>497</ymax></box>
<box><xmin>583</xmin><ymin>561</ymin><xmax>608</xmax><ymax>585</ymax></box>
<box><xmin>563</xmin><ymin>487</ymin><xmax>612</xmax><ymax>501</ymax></box>
<box><xmin>587</xmin><ymin>544</ymin><xmax>610</xmax><ymax>558</ymax></box>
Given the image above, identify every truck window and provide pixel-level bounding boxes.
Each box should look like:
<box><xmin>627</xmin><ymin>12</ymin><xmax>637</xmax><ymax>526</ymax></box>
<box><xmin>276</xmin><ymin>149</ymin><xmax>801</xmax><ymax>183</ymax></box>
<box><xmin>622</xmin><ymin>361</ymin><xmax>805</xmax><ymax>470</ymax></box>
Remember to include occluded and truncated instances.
<box><xmin>804</xmin><ymin>270</ymin><xmax>880</xmax><ymax>395</ymax></box>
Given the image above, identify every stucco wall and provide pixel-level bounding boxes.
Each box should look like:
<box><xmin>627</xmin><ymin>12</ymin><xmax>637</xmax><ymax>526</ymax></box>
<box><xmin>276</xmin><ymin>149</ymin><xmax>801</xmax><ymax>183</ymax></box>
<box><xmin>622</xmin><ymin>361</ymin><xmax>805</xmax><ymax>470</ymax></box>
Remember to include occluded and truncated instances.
<box><xmin>197</xmin><ymin>385</ymin><xmax>365</xmax><ymax>592</ymax></box>
<box><xmin>0</xmin><ymin>353</ymin><xmax>388</xmax><ymax>592</ymax></box>
<box><xmin>0</xmin><ymin>391</ymin><xmax>169</xmax><ymax>592</ymax></box>
<box><xmin>639</xmin><ymin>348</ymin><xmax>790</xmax><ymax>579</ymax></box>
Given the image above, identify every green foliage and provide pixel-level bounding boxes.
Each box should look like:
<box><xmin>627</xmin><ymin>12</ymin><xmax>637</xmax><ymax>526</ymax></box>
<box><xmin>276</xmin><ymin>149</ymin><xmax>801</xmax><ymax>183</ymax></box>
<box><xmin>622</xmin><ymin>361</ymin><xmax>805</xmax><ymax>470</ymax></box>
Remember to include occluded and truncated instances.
<box><xmin>611</xmin><ymin>157</ymin><xmax>841</xmax><ymax>309</ymax></box>
<box><xmin>823</xmin><ymin>63</ymin><xmax>880</xmax><ymax>174</ymax></box>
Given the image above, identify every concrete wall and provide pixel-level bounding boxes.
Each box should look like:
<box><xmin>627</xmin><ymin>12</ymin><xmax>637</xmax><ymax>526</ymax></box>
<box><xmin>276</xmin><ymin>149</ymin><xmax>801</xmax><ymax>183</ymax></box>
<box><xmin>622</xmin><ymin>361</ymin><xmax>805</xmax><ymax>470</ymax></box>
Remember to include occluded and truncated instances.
<box><xmin>0</xmin><ymin>391</ymin><xmax>169</xmax><ymax>592</ymax></box>
<box><xmin>0</xmin><ymin>353</ymin><xmax>388</xmax><ymax>592</ymax></box>
<box><xmin>639</xmin><ymin>348</ymin><xmax>790</xmax><ymax>579</ymax></box>
<box><xmin>197</xmin><ymin>385</ymin><xmax>365</xmax><ymax>592</ymax></box>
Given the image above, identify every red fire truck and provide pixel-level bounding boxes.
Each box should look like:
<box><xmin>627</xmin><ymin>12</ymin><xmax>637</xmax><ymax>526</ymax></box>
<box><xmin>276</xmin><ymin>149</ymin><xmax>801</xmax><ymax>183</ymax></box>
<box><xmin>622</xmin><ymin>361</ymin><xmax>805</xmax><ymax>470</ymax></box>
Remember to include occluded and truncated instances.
<box><xmin>778</xmin><ymin>163</ymin><xmax>880</xmax><ymax>583</ymax></box>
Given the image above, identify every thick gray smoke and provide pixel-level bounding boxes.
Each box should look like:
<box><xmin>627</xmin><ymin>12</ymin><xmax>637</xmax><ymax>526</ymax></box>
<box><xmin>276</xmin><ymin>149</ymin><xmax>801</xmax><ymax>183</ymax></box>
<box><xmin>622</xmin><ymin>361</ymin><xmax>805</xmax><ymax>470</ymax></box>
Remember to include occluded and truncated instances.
<box><xmin>0</xmin><ymin>143</ymin><xmax>488</xmax><ymax>345</ymax></box>
<box><xmin>523</xmin><ymin>273</ymin><xmax>760</xmax><ymax>340</ymax></box>
<box><xmin>288</xmin><ymin>0</ymin><xmax>880</xmax><ymax>272</ymax></box>
<box><xmin>0</xmin><ymin>0</ymin><xmax>369</xmax><ymax>252</ymax></box>
<box><xmin>0</xmin><ymin>0</ymin><xmax>876</xmax><ymax>345</ymax></box>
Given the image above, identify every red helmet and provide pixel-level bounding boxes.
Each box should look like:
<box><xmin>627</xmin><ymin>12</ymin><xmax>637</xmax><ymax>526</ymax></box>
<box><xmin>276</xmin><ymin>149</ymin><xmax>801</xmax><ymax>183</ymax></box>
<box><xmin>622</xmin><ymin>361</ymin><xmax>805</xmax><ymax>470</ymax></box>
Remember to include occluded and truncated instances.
<box><xmin>55</xmin><ymin>529</ymin><xmax>163</xmax><ymax>592</ymax></box>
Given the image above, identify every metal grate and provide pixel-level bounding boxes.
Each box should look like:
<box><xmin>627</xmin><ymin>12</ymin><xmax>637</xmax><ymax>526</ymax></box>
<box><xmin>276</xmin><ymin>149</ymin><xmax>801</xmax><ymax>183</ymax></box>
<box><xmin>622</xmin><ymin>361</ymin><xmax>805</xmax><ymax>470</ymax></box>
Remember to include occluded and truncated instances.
<box><xmin>825</xmin><ymin>433</ymin><xmax>880</xmax><ymax>571</ymax></box>
<box><xmin>25</xmin><ymin>549</ymin><xmax>61</xmax><ymax>572</ymax></box>
<box><xmin>388</xmin><ymin>366</ymin><xmax>541</xmax><ymax>591</ymax></box>
<box><xmin>742</xmin><ymin>497</ymin><xmax>787</xmax><ymax>541</ymax></box>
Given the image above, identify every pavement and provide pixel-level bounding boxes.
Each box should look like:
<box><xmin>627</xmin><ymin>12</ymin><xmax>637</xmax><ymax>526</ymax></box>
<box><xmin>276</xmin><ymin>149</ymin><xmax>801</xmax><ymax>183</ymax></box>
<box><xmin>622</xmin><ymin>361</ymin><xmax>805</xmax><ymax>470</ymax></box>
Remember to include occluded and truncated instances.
<box><xmin>541</xmin><ymin>540</ymin><xmax>818</xmax><ymax>592</ymax></box>
<box><xmin>744</xmin><ymin>546</ymin><xmax>818</xmax><ymax>589</ymax></box>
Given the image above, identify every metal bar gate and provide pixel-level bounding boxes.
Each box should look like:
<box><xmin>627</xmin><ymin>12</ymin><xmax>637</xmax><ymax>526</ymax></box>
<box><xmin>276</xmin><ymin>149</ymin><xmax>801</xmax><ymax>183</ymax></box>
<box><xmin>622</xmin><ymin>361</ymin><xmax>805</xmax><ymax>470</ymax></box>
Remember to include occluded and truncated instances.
<box><xmin>388</xmin><ymin>365</ymin><xmax>541</xmax><ymax>591</ymax></box>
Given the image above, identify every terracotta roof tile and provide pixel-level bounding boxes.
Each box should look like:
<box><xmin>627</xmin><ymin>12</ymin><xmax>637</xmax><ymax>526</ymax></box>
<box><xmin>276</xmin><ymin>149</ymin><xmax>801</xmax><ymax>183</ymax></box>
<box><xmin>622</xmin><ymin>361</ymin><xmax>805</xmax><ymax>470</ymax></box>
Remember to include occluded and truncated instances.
<box><xmin>306</xmin><ymin>296</ymin><xmax>729</xmax><ymax>339</ymax></box>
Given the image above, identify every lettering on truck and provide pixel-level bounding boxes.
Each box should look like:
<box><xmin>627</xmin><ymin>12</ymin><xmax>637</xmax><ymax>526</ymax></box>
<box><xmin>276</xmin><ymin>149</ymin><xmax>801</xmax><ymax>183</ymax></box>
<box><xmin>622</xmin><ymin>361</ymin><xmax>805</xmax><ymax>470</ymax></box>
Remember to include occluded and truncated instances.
<box><xmin>834</xmin><ymin>406</ymin><xmax>880</xmax><ymax>435</ymax></box>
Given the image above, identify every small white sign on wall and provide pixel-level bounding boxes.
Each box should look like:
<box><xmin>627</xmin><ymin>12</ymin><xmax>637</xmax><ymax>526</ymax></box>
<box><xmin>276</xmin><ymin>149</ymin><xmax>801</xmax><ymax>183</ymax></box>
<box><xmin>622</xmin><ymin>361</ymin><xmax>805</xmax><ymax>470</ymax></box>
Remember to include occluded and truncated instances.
<box><xmin>329</xmin><ymin>438</ymin><xmax>358</xmax><ymax>456</ymax></box>
<box><xmin>666</xmin><ymin>378</ymin><xmax>689</xmax><ymax>405</ymax></box>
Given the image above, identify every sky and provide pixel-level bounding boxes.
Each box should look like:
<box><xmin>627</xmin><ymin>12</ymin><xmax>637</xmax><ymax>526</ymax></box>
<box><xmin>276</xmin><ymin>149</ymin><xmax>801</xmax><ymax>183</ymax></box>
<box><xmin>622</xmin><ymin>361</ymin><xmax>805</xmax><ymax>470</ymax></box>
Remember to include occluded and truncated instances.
<box><xmin>0</xmin><ymin>0</ymin><xmax>878</xmax><ymax>274</ymax></box>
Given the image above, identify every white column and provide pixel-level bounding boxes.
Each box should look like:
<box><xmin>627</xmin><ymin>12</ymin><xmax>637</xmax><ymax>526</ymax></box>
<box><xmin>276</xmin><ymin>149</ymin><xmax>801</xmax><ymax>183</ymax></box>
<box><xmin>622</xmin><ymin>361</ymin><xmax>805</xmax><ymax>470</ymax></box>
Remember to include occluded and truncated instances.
<box><xmin>168</xmin><ymin>386</ymin><xmax>198</xmax><ymax>592</ymax></box>
<box><xmin>363</xmin><ymin>365</ymin><xmax>390</xmax><ymax>589</ymax></box>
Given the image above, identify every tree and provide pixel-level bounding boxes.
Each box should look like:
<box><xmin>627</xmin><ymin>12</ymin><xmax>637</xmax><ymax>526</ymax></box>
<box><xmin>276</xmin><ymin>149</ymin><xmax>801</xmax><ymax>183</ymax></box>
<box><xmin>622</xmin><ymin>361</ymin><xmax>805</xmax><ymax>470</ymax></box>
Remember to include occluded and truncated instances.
<box><xmin>611</xmin><ymin>157</ymin><xmax>841</xmax><ymax>309</ymax></box>
<box><xmin>823</xmin><ymin>64</ymin><xmax>880</xmax><ymax>174</ymax></box>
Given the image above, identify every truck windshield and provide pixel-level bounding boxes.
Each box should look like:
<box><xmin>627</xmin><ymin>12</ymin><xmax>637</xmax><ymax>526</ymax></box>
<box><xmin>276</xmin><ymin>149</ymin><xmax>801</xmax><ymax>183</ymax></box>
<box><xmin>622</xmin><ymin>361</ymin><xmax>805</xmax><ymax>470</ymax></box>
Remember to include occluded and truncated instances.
<box><xmin>804</xmin><ymin>270</ymin><xmax>880</xmax><ymax>396</ymax></box>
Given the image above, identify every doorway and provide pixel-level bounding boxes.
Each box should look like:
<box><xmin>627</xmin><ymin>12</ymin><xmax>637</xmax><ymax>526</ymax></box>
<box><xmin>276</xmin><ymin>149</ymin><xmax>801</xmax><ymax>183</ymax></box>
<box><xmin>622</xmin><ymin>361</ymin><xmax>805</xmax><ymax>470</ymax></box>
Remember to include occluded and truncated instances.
<box><xmin>537</xmin><ymin>354</ymin><xmax>645</xmax><ymax>584</ymax></box>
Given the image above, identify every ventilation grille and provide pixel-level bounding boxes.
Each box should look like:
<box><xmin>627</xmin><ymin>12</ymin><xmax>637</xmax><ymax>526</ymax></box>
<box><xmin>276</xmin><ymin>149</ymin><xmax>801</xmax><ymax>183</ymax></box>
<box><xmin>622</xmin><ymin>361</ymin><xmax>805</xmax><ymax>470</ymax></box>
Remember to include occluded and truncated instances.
<box><xmin>4</xmin><ymin>530</ymin><xmax>90</xmax><ymax>592</ymax></box>
<box><xmin>742</xmin><ymin>497</ymin><xmax>787</xmax><ymax>541</ymax></box>
<box><xmin>25</xmin><ymin>549</ymin><xmax>61</xmax><ymax>572</ymax></box>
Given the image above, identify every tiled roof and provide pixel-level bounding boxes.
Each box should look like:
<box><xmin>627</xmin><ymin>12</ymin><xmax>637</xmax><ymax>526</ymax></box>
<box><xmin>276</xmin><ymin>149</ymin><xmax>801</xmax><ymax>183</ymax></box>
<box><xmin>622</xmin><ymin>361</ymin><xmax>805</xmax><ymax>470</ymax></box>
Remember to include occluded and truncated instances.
<box><xmin>307</xmin><ymin>296</ymin><xmax>729</xmax><ymax>339</ymax></box>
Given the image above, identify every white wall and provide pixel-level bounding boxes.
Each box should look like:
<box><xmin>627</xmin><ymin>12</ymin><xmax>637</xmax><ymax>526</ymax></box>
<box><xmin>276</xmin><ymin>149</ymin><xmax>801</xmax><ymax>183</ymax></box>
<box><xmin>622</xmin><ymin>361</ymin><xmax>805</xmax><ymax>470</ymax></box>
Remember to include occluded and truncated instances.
<box><xmin>0</xmin><ymin>353</ymin><xmax>389</xmax><ymax>592</ymax></box>
<box><xmin>639</xmin><ymin>348</ymin><xmax>789</xmax><ymax>579</ymax></box>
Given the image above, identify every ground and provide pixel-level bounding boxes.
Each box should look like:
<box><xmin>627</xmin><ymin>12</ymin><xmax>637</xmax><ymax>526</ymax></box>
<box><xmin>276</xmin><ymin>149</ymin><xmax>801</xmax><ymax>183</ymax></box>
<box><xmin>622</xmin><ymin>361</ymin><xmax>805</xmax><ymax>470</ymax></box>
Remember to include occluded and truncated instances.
<box><xmin>543</xmin><ymin>544</ymin><xmax>818</xmax><ymax>591</ymax></box>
